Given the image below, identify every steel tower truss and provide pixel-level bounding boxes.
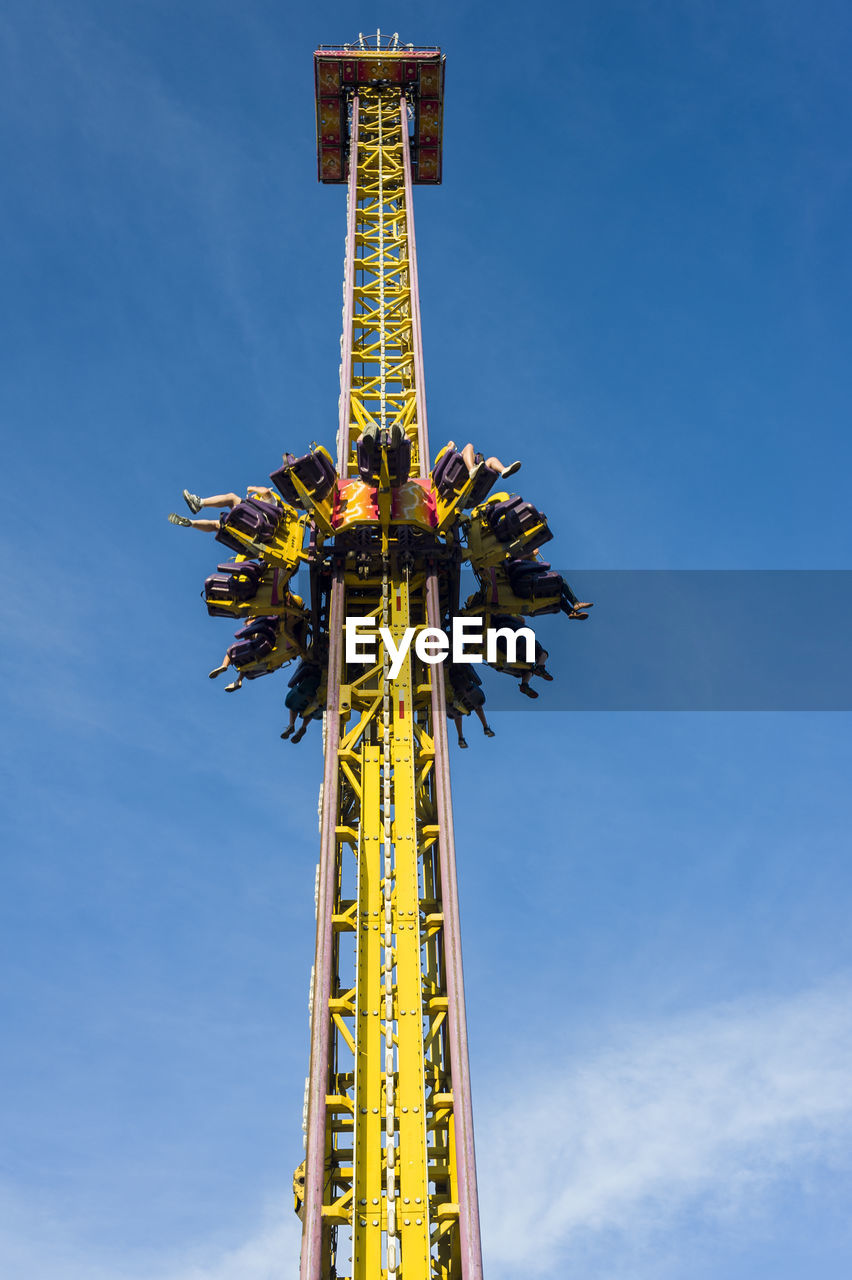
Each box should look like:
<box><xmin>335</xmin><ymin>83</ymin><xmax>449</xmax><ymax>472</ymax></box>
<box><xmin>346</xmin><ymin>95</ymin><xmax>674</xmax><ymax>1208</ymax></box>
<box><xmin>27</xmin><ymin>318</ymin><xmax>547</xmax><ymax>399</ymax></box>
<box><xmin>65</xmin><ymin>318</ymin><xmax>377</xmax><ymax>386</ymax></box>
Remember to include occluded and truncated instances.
<box><xmin>301</xmin><ymin>53</ymin><xmax>483</xmax><ymax>1280</ymax></box>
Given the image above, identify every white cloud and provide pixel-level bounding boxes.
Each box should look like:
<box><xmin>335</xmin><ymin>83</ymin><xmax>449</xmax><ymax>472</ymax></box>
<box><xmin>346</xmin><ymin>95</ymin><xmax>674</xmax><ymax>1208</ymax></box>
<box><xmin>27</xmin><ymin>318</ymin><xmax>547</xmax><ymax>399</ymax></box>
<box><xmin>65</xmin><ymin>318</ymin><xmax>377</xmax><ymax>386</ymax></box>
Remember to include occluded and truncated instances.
<box><xmin>159</xmin><ymin>1209</ymin><xmax>302</xmax><ymax>1280</ymax></box>
<box><xmin>476</xmin><ymin>981</ymin><xmax>852</xmax><ymax>1277</ymax></box>
<box><xmin>0</xmin><ymin>1194</ymin><xmax>302</xmax><ymax>1280</ymax></box>
<box><xmin>3</xmin><ymin>984</ymin><xmax>852</xmax><ymax>1279</ymax></box>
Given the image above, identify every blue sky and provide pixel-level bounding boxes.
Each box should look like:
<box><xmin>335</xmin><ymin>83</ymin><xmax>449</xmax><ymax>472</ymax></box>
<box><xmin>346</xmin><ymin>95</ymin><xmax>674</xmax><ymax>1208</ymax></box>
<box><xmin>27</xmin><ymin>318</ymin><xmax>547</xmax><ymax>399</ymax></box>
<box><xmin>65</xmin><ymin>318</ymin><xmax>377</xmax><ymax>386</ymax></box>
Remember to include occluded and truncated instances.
<box><xmin>1</xmin><ymin>1</ymin><xmax>851</xmax><ymax>1277</ymax></box>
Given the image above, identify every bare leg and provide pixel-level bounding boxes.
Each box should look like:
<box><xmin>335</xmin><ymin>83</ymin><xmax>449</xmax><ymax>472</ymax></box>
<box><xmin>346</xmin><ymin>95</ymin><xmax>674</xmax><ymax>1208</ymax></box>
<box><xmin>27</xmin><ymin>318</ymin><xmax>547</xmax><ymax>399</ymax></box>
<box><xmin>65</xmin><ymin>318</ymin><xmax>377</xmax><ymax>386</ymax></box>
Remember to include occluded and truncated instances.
<box><xmin>281</xmin><ymin>706</ymin><xmax>299</xmax><ymax>739</ymax></box>
<box><xmin>291</xmin><ymin>714</ymin><xmax>311</xmax><ymax>744</ymax></box>
<box><xmin>460</xmin><ymin>444</ymin><xmax>520</xmax><ymax>479</ymax></box>
<box><xmin>484</xmin><ymin>455</ymin><xmax>521</xmax><ymax>478</ymax></box>
<box><xmin>209</xmin><ymin>653</ymin><xmax>232</xmax><ymax>679</ymax></box>
<box><xmin>473</xmin><ymin>706</ymin><xmax>495</xmax><ymax>736</ymax></box>
<box><xmin>190</xmin><ymin>518</ymin><xmax>222</xmax><ymax>533</ymax></box>
<box><xmin>460</xmin><ymin>443</ymin><xmax>477</xmax><ymax>475</ymax></box>
<box><xmin>199</xmin><ymin>493</ymin><xmax>241</xmax><ymax>509</ymax></box>
<box><xmin>448</xmin><ymin>708</ymin><xmax>468</xmax><ymax>747</ymax></box>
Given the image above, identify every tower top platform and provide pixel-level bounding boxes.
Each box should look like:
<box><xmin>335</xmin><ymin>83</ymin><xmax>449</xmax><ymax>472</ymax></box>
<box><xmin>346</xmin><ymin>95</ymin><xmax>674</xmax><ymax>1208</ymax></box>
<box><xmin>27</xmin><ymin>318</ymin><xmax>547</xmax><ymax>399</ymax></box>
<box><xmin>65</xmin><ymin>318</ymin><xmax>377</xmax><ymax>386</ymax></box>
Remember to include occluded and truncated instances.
<box><xmin>314</xmin><ymin>40</ymin><xmax>445</xmax><ymax>185</ymax></box>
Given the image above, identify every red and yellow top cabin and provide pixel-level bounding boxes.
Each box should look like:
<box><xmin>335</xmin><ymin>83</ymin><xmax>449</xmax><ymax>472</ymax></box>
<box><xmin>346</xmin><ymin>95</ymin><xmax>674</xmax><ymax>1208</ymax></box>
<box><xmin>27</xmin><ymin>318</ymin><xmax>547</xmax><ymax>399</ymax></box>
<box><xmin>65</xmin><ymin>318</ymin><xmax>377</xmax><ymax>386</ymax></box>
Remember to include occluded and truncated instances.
<box><xmin>313</xmin><ymin>45</ymin><xmax>445</xmax><ymax>185</ymax></box>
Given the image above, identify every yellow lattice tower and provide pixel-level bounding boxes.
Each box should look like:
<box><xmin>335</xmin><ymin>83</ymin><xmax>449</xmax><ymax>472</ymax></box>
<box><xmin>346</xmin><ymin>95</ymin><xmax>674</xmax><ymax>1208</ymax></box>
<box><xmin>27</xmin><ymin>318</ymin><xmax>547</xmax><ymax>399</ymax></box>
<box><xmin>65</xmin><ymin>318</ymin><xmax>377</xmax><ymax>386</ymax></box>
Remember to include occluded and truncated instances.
<box><xmin>299</xmin><ymin>35</ymin><xmax>484</xmax><ymax>1280</ymax></box>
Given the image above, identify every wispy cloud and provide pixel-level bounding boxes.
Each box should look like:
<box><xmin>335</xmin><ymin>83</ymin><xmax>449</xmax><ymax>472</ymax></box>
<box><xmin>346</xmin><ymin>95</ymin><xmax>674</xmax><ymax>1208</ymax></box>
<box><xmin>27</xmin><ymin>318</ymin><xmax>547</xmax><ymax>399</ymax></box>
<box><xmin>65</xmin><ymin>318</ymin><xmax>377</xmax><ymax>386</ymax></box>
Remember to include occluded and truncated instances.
<box><xmin>2</xmin><ymin>984</ymin><xmax>851</xmax><ymax>1279</ymax></box>
<box><xmin>159</xmin><ymin>1209</ymin><xmax>302</xmax><ymax>1280</ymax></box>
<box><xmin>0</xmin><ymin>1193</ymin><xmax>302</xmax><ymax>1280</ymax></box>
<box><xmin>477</xmin><ymin>981</ymin><xmax>852</xmax><ymax>1276</ymax></box>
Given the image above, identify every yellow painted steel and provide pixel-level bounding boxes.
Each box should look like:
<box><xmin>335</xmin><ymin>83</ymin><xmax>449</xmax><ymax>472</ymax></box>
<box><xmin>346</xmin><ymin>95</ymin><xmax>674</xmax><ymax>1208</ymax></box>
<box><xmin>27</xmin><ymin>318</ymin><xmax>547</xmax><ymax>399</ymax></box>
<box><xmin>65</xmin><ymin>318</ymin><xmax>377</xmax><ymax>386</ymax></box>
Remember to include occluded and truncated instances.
<box><xmin>315</xmin><ymin>571</ymin><xmax>457</xmax><ymax>1277</ymax></box>
<box><xmin>342</xmin><ymin>90</ymin><xmax>423</xmax><ymax>476</ymax></box>
<box><xmin>388</xmin><ymin>575</ymin><xmax>430</xmax><ymax>1272</ymax></box>
<box><xmin>353</xmin><ymin>745</ymin><xmax>382</xmax><ymax>1275</ymax></box>
<box><xmin>216</xmin><ymin>497</ymin><xmax>309</xmax><ymax>569</ymax></box>
<box><xmin>304</xmin><ymin>81</ymin><xmax>464</xmax><ymax>1280</ymax></box>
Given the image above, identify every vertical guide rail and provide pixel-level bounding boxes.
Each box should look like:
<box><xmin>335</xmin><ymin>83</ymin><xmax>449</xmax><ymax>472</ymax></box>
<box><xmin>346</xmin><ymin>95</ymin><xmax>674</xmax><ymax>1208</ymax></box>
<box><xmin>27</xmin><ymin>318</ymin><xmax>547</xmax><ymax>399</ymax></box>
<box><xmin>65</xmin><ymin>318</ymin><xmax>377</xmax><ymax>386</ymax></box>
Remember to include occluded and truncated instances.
<box><xmin>302</xmin><ymin>71</ymin><xmax>481</xmax><ymax>1280</ymax></box>
<box><xmin>301</xmin><ymin>95</ymin><xmax>361</xmax><ymax>1280</ymax></box>
<box><xmin>399</xmin><ymin>98</ymin><xmax>432</xmax><ymax>482</ymax></box>
<box><xmin>401</xmin><ymin>93</ymin><xmax>485</xmax><ymax>1280</ymax></box>
<box><xmin>342</xmin><ymin>89</ymin><xmax>423</xmax><ymax>476</ymax></box>
<box><xmin>301</xmin><ymin>564</ymin><xmax>346</xmax><ymax>1280</ymax></box>
<box><xmin>337</xmin><ymin>97</ymin><xmax>360</xmax><ymax>473</ymax></box>
<box><xmin>425</xmin><ymin>571</ymin><xmax>484</xmax><ymax>1280</ymax></box>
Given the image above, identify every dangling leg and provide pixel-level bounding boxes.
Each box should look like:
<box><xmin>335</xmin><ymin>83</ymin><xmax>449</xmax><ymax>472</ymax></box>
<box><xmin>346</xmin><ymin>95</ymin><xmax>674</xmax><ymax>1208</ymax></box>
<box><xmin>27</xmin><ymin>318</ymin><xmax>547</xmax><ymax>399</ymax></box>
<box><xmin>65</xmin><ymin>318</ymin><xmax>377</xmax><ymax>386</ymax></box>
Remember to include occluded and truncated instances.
<box><xmin>518</xmin><ymin>671</ymin><xmax>538</xmax><ymax>699</ymax></box>
<box><xmin>281</xmin><ymin>706</ymin><xmax>299</xmax><ymax>740</ymax></box>
<box><xmin>460</xmin><ymin>443</ymin><xmax>478</xmax><ymax>475</ymax></box>
<box><xmin>560</xmin><ymin>579</ymin><xmax>592</xmax><ymax>618</ymax></box>
<box><xmin>168</xmin><ymin>513</ymin><xmax>222</xmax><ymax>531</ymax></box>
<box><xmin>532</xmin><ymin>648</ymin><xmax>554</xmax><ymax>681</ymax></box>
<box><xmin>291</xmin><ymin>714</ymin><xmax>311</xmax><ymax>744</ymax></box>
<box><xmin>474</xmin><ymin>705</ymin><xmax>495</xmax><ymax>737</ymax></box>
<box><xmin>186</xmin><ymin>491</ymin><xmax>241</xmax><ymax>511</ymax></box>
<box><xmin>448</xmin><ymin>707</ymin><xmax>468</xmax><ymax>748</ymax></box>
<box><xmin>484</xmin><ymin>455</ymin><xmax>521</xmax><ymax>479</ymax></box>
<box><xmin>209</xmin><ymin>653</ymin><xmax>232</xmax><ymax>680</ymax></box>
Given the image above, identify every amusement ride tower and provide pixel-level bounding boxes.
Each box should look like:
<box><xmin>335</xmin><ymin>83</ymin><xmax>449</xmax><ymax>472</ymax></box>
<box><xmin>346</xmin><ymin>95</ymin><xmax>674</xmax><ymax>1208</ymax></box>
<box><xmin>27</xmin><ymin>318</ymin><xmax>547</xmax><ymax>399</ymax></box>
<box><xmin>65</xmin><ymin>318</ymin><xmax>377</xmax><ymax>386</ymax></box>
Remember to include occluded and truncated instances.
<box><xmin>178</xmin><ymin>28</ymin><xmax>586</xmax><ymax>1280</ymax></box>
<box><xmin>302</xmin><ymin>35</ymin><xmax>482</xmax><ymax>1280</ymax></box>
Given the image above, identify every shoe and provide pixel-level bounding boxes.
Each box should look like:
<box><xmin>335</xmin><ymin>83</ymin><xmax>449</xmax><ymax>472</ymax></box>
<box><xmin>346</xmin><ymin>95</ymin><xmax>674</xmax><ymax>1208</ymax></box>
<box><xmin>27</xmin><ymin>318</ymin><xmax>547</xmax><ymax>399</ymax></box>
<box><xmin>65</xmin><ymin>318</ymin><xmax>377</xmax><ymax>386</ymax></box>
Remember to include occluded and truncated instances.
<box><xmin>208</xmin><ymin>665</ymin><xmax>228</xmax><ymax>680</ymax></box>
<box><xmin>224</xmin><ymin>680</ymin><xmax>242</xmax><ymax>692</ymax></box>
<box><xmin>291</xmin><ymin>728</ymin><xmax>306</xmax><ymax>743</ymax></box>
<box><xmin>567</xmin><ymin>610</ymin><xmax>589</xmax><ymax>621</ymax></box>
<box><xmin>500</xmin><ymin>460</ymin><xmax>521</xmax><ymax>478</ymax></box>
<box><xmin>458</xmin><ymin>737</ymin><xmax>468</xmax><ymax>749</ymax></box>
<box><xmin>280</xmin><ymin>727</ymin><xmax>294</xmax><ymax>739</ymax></box>
<box><xmin>168</xmin><ymin>512</ymin><xmax>192</xmax><ymax>527</ymax></box>
<box><xmin>183</xmin><ymin>490</ymin><xmax>203</xmax><ymax>514</ymax></box>
<box><xmin>484</xmin><ymin>726</ymin><xmax>496</xmax><ymax>737</ymax></box>
<box><xmin>561</xmin><ymin>598</ymin><xmax>590</xmax><ymax>618</ymax></box>
<box><xmin>519</xmin><ymin>684</ymin><xmax>539</xmax><ymax>698</ymax></box>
